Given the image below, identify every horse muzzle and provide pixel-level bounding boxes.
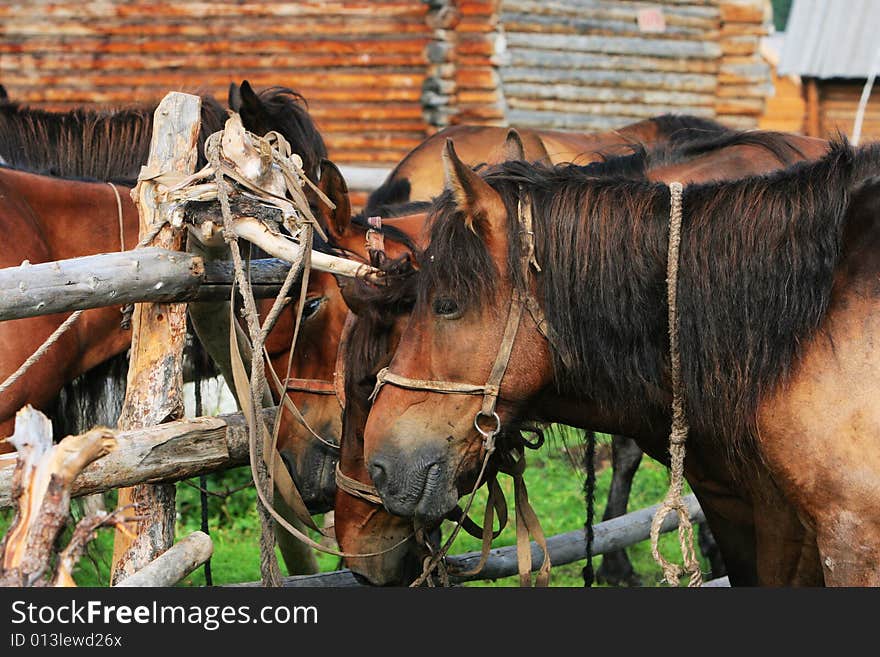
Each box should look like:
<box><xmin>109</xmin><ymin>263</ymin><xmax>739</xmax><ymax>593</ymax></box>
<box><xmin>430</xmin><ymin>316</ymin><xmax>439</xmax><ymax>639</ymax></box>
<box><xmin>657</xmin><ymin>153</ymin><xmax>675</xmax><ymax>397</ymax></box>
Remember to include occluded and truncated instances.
<box><xmin>367</xmin><ymin>443</ymin><xmax>459</xmax><ymax>523</ymax></box>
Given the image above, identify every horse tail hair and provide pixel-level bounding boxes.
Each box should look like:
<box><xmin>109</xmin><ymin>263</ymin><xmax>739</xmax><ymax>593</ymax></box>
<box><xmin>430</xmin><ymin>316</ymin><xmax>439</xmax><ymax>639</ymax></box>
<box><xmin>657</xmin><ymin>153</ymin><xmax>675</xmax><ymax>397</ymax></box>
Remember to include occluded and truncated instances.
<box><xmin>47</xmin><ymin>351</ymin><xmax>129</xmax><ymax>439</ymax></box>
<box><xmin>582</xmin><ymin>430</ymin><xmax>596</xmax><ymax>587</ymax></box>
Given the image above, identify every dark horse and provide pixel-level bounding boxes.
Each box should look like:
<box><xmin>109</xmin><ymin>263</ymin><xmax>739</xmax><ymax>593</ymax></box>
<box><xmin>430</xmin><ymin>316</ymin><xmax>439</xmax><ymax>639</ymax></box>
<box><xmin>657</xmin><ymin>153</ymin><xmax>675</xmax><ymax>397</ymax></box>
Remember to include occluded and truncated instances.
<box><xmin>333</xmin><ymin>128</ymin><xmax>833</xmax><ymax>585</ymax></box>
<box><xmin>356</xmin><ymin>135</ymin><xmax>880</xmax><ymax>586</ymax></box>
<box><xmin>0</xmin><ymin>81</ymin><xmax>333</xmax><ymax>575</ymax></box>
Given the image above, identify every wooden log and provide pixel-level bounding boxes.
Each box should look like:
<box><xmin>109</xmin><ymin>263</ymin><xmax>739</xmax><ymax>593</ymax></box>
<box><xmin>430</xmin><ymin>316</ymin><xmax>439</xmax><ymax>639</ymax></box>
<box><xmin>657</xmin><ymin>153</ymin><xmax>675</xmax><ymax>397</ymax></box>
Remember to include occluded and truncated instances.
<box><xmin>114</xmin><ymin>531</ymin><xmax>213</xmax><ymax>587</ymax></box>
<box><xmin>503</xmin><ymin>82</ymin><xmax>715</xmax><ymax>107</ymax></box>
<box><xmin>230</xmin><ymin>494</ymin><xmax>707</xmax><ymax>587</ymax></box>
<box><xmin>507</xmin><ymin>98</ymin><xmax>716</xmax><ymax>117</ymax></box>
<box><xmin>507</xmin><ymin>49</ymin><xmax>719</xmax><ymax>74</ymax></box>
<box><xmin>501</xmin><ymin>13</ymin><xmax>714</xmax><ymax>39</ymax></box>
<box><xmin>504</xmin><ymin>32</ymin><xmax>722</xmax><ymax>59</ymax></box>
<box><xmin>0</xmin><ymin>408</ymin><xmax>274</xmax><ymax>508</ymax></box>
<box><xmin>0</xmin><ymin>16</ymin><xmax>431</xmax><ymax>38</ymax></box>
<box><xmin>502</xmin><ymin>0</ymin><xmax>719</xmax><ymax>25</ymax></box>
<box><xmin>0</xmin><ymin>248</ymin><xmax>203</xmax><ymax>321</ymax></box>
<box><xmin>445</xmin><ymin>494</ymin><xmax>705</xmax><ymax>584</ymax></box>
<box><xmin>110</xmin><ymin>91</ymin><xmax>201</xmax><ymax>586</ymax></box>
<box><xmin>501</xmin><ymin>67</ymin><xmax>717</xmax><ymax>93</ymax></box>
<box><xmin>0</xmin><ymin>3</ymin><xmax>426</xmax><ymax>20</ymax></box>
<box><xmin>0</xmin><ymin>406</ymin><xmax>117</xmax><ymax>586</ymax></box>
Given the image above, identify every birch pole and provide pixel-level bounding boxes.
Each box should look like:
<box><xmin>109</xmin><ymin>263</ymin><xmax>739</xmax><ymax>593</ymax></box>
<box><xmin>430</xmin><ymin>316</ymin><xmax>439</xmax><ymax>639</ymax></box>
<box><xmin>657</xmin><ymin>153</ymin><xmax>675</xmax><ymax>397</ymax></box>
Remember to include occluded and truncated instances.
<box><xmin>110</xmin><ymin>92</ymin><xmax>201</xmax><ymax>585</ymax></box>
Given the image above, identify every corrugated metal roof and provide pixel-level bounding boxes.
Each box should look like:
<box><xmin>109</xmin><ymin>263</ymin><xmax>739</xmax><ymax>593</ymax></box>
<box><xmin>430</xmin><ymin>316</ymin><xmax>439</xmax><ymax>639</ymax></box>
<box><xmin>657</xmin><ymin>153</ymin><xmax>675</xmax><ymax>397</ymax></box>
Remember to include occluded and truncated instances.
<box><xmin>778</xmin><ymin>0</ymin><xmax>880</xmax><ymax>78</ymax></box>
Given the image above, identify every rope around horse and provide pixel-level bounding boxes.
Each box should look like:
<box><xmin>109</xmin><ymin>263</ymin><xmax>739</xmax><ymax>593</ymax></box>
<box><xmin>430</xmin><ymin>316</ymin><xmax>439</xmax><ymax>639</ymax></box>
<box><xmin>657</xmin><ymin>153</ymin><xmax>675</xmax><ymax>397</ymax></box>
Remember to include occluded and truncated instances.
<box><xmin>648</xmin><ymin>181</ymin><xmax>703</xmax><ymax>587</ymax></box>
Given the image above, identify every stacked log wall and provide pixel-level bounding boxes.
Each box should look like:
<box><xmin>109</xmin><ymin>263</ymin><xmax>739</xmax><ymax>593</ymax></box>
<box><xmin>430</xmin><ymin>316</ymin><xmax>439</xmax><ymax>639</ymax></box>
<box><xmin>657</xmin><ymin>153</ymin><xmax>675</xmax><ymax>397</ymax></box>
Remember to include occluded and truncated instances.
<box><xmin>498</xmin><ymin>0</ymin><xmax>772</xmax><ymax>132</ymax></box>
<box><xmin>0</xmin><ymin>1</ymin><xmax>434</xmax><ymax>165</ymax></box>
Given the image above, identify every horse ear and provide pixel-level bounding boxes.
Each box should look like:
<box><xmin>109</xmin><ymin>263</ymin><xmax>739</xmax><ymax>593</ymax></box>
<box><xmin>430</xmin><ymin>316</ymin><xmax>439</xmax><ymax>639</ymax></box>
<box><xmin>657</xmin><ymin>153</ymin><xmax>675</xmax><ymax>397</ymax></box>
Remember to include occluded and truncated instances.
<box><xmin>228</xmin><ymin>82</ymin><xmax>242</xmax><ymax>112</ymax></box>
<box><xmin>0</xmin><ymin>84</ymin><xmax>7</xmax><ymax>102</ymax></box>
<box><xmin>315</xmin><ymin>159</ymin><xmax>352</xmax><ymax>240</ymax></box>
<box><xmin>236</xmin><ymin>80</ymin><xmax>270</xmax><ymax>129</ymax></box>
<box><xmin>500</xmin><ymin>129</ymin><xmax>526</xmax><ymax>162</ymax></box>
<box><xmin>442</xmin><ymin>138</ymin><xmax>503</xmax><ymax>234</ymax></box>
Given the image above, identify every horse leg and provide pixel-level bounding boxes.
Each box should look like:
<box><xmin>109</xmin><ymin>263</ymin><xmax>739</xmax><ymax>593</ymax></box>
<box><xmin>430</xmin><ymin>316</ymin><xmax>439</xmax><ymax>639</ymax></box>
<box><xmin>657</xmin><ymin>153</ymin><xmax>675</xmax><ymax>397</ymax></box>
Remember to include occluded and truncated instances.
<box><xmin>596</xmin><ymin>434</ymin><xmax>643</xmax><ymax>586</ymax></box>
<box><xmin>696</xmin><ymin>523</ymin><xmax>726</xmax><ymax>580</ymax></box>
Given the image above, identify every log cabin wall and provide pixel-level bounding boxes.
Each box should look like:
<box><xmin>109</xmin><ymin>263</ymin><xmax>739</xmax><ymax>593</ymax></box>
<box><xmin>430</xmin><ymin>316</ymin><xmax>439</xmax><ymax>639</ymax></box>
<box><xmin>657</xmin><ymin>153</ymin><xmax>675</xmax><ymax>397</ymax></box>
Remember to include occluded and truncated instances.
<box><xmin>813</xmin><ymin>80</ymin><xmax>880</xmax><ymax>142</ymax></box>
<box><xmin>497</xmin><ymin>0</ymin><xmax>772</xmax><ymax>132</ymax></box>
<box><xmin>0</xmin><ymin>1</ymin><xmax>434</xmax><ymax>166</ymax></box>
<box><xmin>0</xmin><ymin>0</ymin><xmax>774</xmax><ymax>168</ymax></box>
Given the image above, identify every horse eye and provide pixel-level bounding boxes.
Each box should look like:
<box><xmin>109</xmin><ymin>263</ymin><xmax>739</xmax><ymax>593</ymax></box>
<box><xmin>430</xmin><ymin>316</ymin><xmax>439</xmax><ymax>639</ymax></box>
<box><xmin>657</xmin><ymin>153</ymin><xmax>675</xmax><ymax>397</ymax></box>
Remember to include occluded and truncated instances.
<box><xmin>432</xmin><ymin>297</ymin><xmax>462</xmax><ymax>319</ymax></box>
<box><xmin>302</xmin><ymin>297</ymin><xmax>324</xmax><ymax>319</ymax></box>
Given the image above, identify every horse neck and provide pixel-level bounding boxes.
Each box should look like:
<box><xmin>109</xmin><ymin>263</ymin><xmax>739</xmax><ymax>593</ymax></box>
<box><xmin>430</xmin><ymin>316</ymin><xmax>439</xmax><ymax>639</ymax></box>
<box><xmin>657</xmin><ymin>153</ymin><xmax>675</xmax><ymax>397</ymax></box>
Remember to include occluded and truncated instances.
<box><xmin>526</xmin><ymin>177</ymin><xmax>673</xmax><ymax>429</ymax></box>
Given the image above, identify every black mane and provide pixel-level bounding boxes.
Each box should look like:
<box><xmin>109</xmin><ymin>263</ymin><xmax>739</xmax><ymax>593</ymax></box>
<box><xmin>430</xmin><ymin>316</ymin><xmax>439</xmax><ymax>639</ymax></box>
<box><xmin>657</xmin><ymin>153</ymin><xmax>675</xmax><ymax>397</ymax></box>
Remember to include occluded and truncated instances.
<box><xmin>0</xmin><ymin>96</ymin><xmax>227</xmax><ymax>184</ymax></box>
<box><xmin>417</xmin><ymin>140</ymin><xmax>880</xmax><ymax>465</ymax></box>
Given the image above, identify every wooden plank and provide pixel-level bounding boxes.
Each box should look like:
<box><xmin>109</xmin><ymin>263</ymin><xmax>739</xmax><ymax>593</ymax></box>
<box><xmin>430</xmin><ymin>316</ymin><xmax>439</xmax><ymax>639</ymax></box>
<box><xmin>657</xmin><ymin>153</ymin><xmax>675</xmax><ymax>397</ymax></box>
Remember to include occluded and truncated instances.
<box><xmin>114</xmin><ymin>531</ymin><xmax>212</xmax><ymax>587</ymax></box>
<box><xmin>502</xmin><ymin>0</ymin><xmax>719</xmax><ymax>26</ymax></box>
<box><xmin>110</xmin><ymin>92</ymin><xmax>201</xmax><ymax>586</ymax></box>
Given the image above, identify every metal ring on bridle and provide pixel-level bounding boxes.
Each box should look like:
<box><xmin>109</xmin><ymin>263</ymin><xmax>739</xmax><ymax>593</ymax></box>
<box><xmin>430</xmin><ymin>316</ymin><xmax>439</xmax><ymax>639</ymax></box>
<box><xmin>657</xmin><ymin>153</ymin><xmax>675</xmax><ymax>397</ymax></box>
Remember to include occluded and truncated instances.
<box><xmin>474</xmin><ymin>411</ymin><xmax>501</xmax><ymax>445</ymax></box>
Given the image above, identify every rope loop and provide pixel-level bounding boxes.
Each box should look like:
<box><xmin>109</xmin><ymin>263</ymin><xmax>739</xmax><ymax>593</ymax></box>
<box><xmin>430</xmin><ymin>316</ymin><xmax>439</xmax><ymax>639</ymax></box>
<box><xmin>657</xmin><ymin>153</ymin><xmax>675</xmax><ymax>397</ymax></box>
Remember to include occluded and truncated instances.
<box><xmin>649</xmin><ymin>181</ymin><xmax>703</xmax><ymax>588</ymax></box>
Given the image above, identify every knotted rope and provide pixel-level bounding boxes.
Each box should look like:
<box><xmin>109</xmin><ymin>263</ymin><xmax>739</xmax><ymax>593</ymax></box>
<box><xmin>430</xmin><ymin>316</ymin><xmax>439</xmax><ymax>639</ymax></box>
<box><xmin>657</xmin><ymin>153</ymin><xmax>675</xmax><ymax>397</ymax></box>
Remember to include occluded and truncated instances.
<box><xmin>649</xmin><ymin>181</ymin><xmax>703</xmax><ymax>587</ymax></box>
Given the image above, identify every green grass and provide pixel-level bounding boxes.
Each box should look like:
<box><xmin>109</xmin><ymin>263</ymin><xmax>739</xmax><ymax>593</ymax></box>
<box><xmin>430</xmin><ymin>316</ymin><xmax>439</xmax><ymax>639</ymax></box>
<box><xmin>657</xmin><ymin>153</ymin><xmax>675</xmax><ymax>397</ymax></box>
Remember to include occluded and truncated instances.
<box><xmin>0</xmin><ymin>431</ymin><xmax>709</xmax><ymax>587</ymax></box>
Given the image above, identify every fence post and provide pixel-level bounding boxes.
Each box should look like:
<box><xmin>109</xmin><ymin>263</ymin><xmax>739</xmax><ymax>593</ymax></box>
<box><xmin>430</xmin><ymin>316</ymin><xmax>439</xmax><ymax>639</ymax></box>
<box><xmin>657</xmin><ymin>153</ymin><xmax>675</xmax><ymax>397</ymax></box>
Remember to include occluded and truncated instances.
<box><xmin>110</xmin><ymin>92</ymin><xmax>202</xmax><ymax>585</ymax></box>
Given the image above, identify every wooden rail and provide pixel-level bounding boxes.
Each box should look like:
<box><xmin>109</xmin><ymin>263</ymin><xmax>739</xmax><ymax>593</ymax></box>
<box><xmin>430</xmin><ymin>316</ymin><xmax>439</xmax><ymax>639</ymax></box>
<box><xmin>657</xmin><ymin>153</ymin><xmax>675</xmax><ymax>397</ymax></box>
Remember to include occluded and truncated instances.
<box><xmin>229</xmin><ymin>494</ymin><xmax>724</xmax><ymax>587</ymax></box>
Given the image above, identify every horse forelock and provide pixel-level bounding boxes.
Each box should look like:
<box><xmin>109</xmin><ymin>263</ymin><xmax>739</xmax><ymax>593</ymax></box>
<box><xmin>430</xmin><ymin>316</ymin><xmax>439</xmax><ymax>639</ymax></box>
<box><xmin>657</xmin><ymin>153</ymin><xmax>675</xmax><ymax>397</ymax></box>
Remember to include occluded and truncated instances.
<box><xmin>410</xmin><ymin>141</ymin><xmax>880</xmax><ymax>469</ymax></box>
<box><xmin>251</xmin><ymin>86</ymin><xmax>327</xmax><ymax>180</ymax></box>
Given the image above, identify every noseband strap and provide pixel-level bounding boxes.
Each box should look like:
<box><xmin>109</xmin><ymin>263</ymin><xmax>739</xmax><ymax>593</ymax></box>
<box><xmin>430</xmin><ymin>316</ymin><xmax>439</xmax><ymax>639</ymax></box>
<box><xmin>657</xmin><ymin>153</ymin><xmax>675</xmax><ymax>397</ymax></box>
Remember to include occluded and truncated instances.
<box><xmin>285</xmin><ymin>377</ymin><xmax>336</xmax><ymax>394</ymax></box>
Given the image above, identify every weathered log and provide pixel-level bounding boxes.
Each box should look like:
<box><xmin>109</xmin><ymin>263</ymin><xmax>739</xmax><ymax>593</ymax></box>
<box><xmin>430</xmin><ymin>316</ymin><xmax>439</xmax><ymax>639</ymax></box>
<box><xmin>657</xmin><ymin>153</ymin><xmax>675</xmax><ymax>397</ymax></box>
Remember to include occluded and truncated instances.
<box><xmin>0</xmin><ymin>3</ymin><xmax>426</xmax><ymax>20</ymax></box>
<box><xmin>114</xmin><ymin>531</ymin><xmax>213</xmax><ymax>587</ymax></box>
<box><xmin>0</xmin><ymin>406</ymin><xmax>117</xmax><ymax>587</ymax></box>
<box><xmin>501</xmin><ymin>67</ymin><xmax>716</xmax><ymax>93</ymax></box>
<box><xmin>504</xmin><ymin>82</ymin><xmax>714</xmax><ymax>107</ymax></box>
<box><xmin>0</xmin><ymin>248</ymin><xmax>203</xmax><ymax>321</ymax></box>
<box><xmin>0</xmin><ymin>408</ymin><xmax>274</xmax><ymax>508</ymax></box>
<box><xmin>507</xmin><ymin>49</ymin><xmax>720</xmax><ymax>75</ymax></box>
<box><xmin>231</xmin><ymin>494</ymin><xmax>708</xmax><ymax>587</ymax></box>
<box><xmin>0</xmin><ymin>242</ymin><xmax>379</xmax><ymax>321</ymax></box>
<box><xmin>111</xmin><ymin>91</ymin><xmax>201</xmax><ymax>585</ymax></box>
<box><xmin>504</xmin><ymin>32</ymin><xmax>722</xmax><ymax>59</ymax></box>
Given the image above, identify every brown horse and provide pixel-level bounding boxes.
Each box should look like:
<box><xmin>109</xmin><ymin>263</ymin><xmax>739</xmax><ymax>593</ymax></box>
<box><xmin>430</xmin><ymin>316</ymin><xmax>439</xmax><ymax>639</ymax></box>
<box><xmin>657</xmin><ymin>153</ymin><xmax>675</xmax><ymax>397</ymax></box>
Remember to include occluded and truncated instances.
<box><xmin>278</xmin><ymin>115</ymin><xmax>736</xmax><ymax>518</ymax></box>
<box><xmin>362</xmin><ymin>115</ymin><xmax>728</xmax><ymax>213</ymax></box>
<box><xmin>340</xmin><ymin>127</ymin><xmax>841</xmax><ymax>586</ymax></box>
<box><xmin>0</xmin><ymin>81</ymin><xmax>327</xmax><ymax>441</ymax></box>
<box><xmin>359</xmin><ymin>136</ymin><xmax>880</xmax><ymax>586</ymax></box>
<box><xmin>0</xmin><ymin>82</ymin><xmax>334</xmax><ymax>576</ymax></box>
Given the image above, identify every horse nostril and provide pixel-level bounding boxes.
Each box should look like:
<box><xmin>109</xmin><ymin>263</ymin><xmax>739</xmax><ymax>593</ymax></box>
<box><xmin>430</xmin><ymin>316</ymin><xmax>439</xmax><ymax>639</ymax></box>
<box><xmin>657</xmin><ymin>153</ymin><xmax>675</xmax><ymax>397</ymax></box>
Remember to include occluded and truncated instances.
<box><xmin>368</xmin><ymin>458</ymin><xmax>389</xmax><ymax>489</ymax></box>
